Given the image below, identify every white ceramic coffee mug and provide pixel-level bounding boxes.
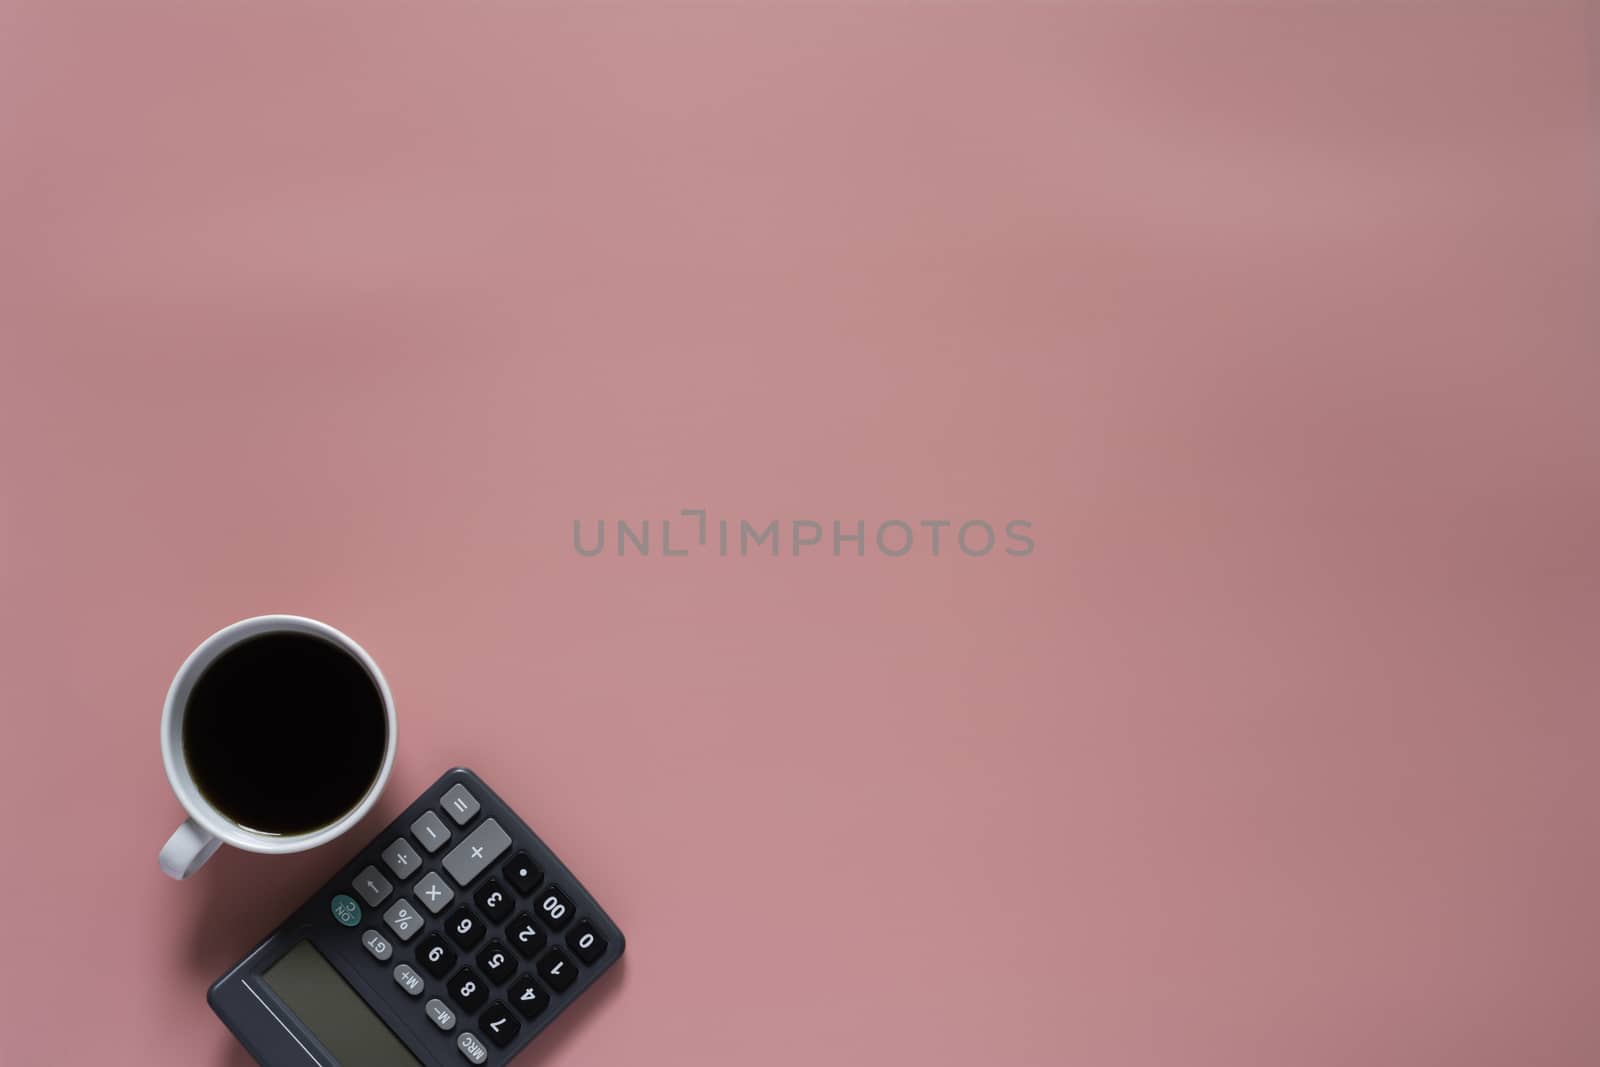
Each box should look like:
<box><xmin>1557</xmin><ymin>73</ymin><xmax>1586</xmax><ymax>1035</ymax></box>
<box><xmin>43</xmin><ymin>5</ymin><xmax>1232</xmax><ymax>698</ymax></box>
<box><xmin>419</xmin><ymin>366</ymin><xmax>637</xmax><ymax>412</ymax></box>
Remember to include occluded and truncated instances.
<box><xmin>158</xmin><ymin>615</ymin><xmax>397</xmax><ymax>880</ymax></box>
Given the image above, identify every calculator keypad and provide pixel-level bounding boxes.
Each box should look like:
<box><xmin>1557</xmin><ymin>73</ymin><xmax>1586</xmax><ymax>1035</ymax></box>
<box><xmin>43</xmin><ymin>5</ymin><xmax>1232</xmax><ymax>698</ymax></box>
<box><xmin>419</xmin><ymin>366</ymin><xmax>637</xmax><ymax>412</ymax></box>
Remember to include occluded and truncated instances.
<box><xmin>332</xmin><ymin>774</ymin><xmax>619</xmax><ymax>1064</ymax></box>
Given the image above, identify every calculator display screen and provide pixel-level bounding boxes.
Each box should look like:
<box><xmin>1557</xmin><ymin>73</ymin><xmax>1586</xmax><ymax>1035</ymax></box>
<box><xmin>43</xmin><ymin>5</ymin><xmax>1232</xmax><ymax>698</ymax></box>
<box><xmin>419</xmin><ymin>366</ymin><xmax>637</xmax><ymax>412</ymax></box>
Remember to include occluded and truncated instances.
<box><xmin>262</xmin><ymin>941</ymin><xmax>423</xmax><ymax>1067</ymax></box>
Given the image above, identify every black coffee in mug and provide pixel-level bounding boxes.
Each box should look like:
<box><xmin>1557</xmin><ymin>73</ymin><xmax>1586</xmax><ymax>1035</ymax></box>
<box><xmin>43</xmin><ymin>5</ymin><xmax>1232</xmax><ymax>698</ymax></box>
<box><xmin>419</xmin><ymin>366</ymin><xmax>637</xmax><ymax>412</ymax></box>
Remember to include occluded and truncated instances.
<box><xmin>181</xmin><ymin>632</ymin><xmax>388</xmax><ymax>836</ymax></box>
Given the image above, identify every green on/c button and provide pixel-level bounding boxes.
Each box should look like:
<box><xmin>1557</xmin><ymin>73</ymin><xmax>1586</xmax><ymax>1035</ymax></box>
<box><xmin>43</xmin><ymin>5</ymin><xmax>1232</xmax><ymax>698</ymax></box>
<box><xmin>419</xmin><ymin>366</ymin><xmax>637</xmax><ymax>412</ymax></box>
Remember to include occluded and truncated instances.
<box><xmin>331</xmin><ymin>894</ymin><xmax>362</xmax><ymax>927</ymax></box>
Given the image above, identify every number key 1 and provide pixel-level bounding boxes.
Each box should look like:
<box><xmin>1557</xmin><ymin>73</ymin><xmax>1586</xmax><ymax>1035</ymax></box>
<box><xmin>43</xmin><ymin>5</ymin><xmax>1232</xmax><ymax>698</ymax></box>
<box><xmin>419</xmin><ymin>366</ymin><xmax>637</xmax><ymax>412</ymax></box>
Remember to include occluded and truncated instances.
<box><xmin>538</xmin><ymin>947</ymin><xmax>578</xmax><ymax>993</ymax></box>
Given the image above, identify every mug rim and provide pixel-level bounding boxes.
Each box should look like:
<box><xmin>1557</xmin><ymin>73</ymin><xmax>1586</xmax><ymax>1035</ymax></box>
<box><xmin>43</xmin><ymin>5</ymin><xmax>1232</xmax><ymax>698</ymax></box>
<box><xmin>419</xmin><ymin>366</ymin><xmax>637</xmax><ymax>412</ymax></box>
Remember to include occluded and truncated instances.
<box><xmin>160</xmin><ymin>614</ymin><xmax>397</xmax><ymax>854</ymax></box>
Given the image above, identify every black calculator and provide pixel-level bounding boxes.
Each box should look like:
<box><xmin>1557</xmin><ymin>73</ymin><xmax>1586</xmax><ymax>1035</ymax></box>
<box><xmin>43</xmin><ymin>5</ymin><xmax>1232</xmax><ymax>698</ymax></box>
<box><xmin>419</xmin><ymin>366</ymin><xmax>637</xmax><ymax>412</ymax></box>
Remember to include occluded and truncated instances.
<box><xmin>208</xmin><ymin>768</ymin><xmax>625</xmax><ymax>1066</ymax></box>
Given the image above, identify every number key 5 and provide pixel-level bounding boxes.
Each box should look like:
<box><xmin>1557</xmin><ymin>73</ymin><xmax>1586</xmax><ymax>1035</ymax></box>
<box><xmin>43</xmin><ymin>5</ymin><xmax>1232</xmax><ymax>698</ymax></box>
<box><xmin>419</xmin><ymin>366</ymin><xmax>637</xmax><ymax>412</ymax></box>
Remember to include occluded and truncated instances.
<box><xmin>475</xmin><ymin>940</ymin><xmax>517</xmax><ymax>984</ymax></box>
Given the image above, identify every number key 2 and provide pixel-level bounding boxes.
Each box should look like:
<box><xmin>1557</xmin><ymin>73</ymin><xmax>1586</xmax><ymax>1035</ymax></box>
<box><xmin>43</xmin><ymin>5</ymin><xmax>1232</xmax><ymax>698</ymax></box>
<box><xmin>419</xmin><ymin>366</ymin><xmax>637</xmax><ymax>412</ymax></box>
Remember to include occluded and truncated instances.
<box><xmin>507</xmin><ymin>913</ymin><xmax>548</xmax><ymax>958</ymax></box>
<box><xmin>473</xmin><ymin>878</ymin><xmax>514</xmax><ymax>923</ymax></box>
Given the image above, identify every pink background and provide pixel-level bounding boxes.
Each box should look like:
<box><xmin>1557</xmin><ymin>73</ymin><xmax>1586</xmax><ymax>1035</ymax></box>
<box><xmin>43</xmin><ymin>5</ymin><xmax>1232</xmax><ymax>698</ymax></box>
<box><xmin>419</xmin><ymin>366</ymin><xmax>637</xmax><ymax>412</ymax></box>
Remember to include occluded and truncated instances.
<box><xmin>2</xmin><ymin>3</ymin><xmax>1597</xmax><ymax>1065</ymax></box>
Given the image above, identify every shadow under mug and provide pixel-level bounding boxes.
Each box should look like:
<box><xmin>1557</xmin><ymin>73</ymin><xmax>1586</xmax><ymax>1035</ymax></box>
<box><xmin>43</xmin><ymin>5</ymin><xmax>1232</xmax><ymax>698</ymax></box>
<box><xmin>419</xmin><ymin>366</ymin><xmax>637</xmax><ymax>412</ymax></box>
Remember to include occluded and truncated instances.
<box><xmin>158</xmin><ymin>615</ymin><xmax>397</xmax><ymax>880</ymax></box>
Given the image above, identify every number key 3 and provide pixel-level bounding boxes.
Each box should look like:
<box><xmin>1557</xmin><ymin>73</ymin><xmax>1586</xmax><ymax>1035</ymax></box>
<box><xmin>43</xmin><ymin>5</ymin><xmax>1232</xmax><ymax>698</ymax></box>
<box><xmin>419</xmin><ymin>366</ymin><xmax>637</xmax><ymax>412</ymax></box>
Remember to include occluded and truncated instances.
<box><xmin>473</xmin><ymin>878</ymin><xmax>514</xmax><ymax>923</ymax></box>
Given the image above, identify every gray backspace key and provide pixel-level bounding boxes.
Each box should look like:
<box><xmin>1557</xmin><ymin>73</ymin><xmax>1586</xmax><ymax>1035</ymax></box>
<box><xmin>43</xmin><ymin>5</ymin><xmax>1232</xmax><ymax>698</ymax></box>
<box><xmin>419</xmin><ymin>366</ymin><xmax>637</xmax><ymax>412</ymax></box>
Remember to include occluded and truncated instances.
<box><xmin>441</xmin><ymin>818</ymin><xmax>512</xmax><ymax>886</ymax></box>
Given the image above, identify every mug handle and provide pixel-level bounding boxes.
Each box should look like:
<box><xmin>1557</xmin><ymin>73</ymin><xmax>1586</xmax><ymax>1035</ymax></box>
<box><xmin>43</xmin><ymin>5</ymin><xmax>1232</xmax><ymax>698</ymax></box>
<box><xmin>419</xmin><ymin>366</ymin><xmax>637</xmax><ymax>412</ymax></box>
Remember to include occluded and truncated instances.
<box><xmin>160</xmin><ymin>817</ymin><xmax>222</xmax><ymax>879</ymax></box>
